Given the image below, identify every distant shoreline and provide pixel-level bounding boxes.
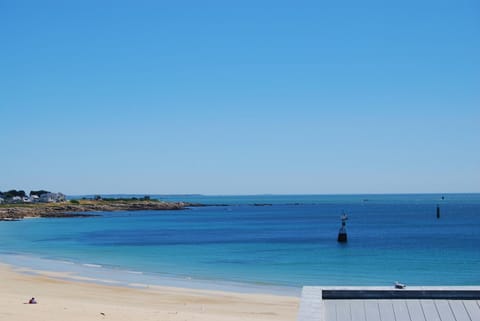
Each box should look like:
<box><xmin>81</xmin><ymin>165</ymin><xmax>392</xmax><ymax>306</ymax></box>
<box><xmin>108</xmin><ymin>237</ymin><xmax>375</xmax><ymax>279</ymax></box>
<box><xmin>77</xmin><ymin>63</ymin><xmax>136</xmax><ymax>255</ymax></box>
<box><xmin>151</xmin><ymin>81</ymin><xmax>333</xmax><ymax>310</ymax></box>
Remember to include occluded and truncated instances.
<box><xmin>0</xmin><ymin>199</ymin><xmax>203</xmax><ymax>220</ymax></box>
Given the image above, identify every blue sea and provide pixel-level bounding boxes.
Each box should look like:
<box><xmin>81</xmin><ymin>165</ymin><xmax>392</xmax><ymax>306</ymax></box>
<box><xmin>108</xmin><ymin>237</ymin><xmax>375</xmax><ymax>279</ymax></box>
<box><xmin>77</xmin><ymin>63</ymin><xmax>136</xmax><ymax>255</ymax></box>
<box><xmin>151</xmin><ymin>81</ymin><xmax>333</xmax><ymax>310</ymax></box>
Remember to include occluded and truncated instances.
<box><xmin>0</xmin><ymin>194</ymin><xmax>479</xmax><ymax>295</ymax></box>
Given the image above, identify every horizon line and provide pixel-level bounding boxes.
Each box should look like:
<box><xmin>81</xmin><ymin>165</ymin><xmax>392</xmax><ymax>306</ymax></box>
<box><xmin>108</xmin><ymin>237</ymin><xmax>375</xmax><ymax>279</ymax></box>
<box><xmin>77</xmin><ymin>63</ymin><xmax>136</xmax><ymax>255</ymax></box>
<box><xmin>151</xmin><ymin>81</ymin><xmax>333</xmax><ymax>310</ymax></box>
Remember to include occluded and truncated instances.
<box><xmin>67</xmin><ymin>192</ymin><xmax>480</xmax><ymax>197</ymax></box>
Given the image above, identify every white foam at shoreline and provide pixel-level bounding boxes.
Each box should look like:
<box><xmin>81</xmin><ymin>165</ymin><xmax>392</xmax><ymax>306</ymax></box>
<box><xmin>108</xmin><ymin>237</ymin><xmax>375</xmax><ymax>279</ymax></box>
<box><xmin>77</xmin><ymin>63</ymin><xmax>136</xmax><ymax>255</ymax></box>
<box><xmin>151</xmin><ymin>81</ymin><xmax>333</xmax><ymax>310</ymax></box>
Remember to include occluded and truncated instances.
<box><xmin>59</xmin><ymin>260</ymin><xmax>74</xmax><ymax>265</ymax></box>
<box><xmin>82</xmin><ymin>263</ymin><xmax>102</xmax><ymax>268</ymax></box>
<box><xmin>126</xmin><ymin>270</ymin><xmax>143</xmax><ymax>274</ymax></box>
<box><xmin>0</xmin><ymin>253</ymin><xmax>301</xmax><ymax>296</ymax></box>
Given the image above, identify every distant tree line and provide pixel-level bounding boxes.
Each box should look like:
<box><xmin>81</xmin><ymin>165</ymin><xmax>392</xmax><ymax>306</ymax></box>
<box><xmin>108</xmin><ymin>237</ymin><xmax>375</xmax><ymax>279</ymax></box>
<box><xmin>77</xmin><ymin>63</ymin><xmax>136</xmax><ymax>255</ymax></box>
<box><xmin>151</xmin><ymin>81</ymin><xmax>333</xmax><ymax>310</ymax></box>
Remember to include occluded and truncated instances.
<box><xmin>0</xmin><ymin>189</ymin><xmax>51</xmax><ymax>198</ymax></box>
<box><xmin>0</xmin><ymin>190</ymin><xmax>26</xmax><ymax>198</ymax></box>
<box><xmin>96</xmin><ymin>196</ymin><xmax>154</xmax><ymax>202</ymax></box>
<box><xmin>30</xmin><ymin>190</ymin><xmax>51</xmax><ymax>197</ymax></box>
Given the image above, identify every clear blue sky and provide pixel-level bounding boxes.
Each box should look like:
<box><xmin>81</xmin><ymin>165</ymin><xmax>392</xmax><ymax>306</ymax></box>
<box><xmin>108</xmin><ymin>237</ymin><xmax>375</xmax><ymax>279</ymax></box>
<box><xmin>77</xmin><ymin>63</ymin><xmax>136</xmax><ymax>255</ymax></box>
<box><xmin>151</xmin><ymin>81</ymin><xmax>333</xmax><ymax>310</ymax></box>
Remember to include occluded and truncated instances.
<box><xmin>1</xmin><ymin>0</ymin><xmax>479</xmax><ymax>195</ymax></box>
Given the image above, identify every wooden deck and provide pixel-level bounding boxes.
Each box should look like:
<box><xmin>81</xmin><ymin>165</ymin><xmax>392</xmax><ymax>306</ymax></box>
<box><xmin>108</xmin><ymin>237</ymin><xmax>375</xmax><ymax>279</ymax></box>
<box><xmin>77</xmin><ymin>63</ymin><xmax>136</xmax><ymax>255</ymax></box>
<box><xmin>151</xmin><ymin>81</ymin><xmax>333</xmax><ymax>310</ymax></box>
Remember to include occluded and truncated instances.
<box><xmin>324</xmin><ymin>299</ymin><xmax>480</xmax><ymax>321</ymax></box>
<box><xmin>297</xmin><ymin>287</ymin><xmax>480</xmax><ymax>321</ymax></box>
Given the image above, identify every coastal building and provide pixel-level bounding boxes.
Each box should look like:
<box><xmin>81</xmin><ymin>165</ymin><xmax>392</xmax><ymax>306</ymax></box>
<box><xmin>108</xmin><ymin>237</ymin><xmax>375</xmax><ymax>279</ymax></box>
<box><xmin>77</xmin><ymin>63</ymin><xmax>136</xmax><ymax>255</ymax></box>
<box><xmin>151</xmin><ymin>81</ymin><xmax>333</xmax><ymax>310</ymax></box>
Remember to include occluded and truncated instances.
<box><xmin>39</xmin><ymin>192</ymin><xmax>66</xmax><ymax>203</ymax></box>
<box><xmin>0</xmin><ymin>190</ymin><xmax>66</xmax><ymax>204</ymax></box>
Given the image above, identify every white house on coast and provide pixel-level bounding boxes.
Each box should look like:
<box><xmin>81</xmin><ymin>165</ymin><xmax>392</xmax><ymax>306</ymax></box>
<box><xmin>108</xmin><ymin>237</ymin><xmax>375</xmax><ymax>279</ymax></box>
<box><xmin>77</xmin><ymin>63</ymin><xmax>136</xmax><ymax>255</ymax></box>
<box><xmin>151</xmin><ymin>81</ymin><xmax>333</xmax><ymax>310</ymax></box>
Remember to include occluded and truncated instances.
<box><xmin>39</xmin><ymin>193</ymin><xmax>66</xmax><ymax>203</ymax></box>
<box><xmin>0</xmin><ymin>190</ymin><xmax>66</xmax><ymax>204</ymax></box>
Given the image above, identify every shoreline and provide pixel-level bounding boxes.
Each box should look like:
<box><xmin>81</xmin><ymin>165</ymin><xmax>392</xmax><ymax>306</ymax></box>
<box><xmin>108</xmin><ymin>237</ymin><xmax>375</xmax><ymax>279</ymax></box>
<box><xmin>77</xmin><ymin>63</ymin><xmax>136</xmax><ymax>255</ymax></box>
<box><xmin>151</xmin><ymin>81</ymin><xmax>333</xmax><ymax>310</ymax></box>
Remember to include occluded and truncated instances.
<box><xmin>0</xmin><ymin>262</ymin><xmax>299</xmax><ymax>321</ymax></box>
<box><xmin>0</xmin><ymin>252</ymin><xmax>301</xmax><ymax>297</ymax></box>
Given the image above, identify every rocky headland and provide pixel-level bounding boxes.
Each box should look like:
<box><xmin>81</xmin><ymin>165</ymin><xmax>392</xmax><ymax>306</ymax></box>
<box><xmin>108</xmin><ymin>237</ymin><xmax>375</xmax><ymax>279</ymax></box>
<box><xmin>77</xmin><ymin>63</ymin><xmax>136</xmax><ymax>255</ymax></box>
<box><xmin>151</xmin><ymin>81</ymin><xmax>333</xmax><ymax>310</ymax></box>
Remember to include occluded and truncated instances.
<box><xmin>0</xmin><ymin>199</ymin><xmax>202</xmax><ymax>220</ymax></box>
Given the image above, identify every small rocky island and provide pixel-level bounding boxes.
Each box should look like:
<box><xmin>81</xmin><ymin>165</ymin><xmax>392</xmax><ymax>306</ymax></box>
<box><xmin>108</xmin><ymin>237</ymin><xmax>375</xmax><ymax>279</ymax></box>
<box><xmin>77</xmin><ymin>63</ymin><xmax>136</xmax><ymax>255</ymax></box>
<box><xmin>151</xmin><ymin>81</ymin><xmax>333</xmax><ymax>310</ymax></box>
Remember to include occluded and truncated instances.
<box><xmin>0</xmin><ymin>189</ymin><xmax>201</xmax><ymax>220</ymax></box>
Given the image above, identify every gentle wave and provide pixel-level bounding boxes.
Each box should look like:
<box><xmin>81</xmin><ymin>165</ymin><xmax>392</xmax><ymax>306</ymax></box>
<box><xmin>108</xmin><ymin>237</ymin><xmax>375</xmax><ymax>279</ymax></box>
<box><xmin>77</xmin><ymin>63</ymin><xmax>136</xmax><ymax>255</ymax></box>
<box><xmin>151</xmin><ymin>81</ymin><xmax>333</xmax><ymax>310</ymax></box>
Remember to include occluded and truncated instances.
<box><xmin>82</xmin><ymin>263</ymin><xmax>103</xmax><ymax>268</ymax></box>
<box><xmin>0</xmin><ymin>252</ymin><xmax>299</xmax><ymax>296</ymax></box>
<box><xmin>126</xmin><ymin>270</ymin><xmax>143</xmax><ymax>275</ymax></box>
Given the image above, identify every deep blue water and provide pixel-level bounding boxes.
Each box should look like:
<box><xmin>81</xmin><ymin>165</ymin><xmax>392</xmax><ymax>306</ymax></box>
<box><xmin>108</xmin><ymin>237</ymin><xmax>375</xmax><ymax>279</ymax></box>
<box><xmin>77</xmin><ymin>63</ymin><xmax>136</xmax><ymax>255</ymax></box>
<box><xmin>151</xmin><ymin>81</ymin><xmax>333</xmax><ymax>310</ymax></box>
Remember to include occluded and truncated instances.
<box><xmin>0</xmin><ymin>194</ymin><xmax>479</xmax><ymax>294</ymax></box>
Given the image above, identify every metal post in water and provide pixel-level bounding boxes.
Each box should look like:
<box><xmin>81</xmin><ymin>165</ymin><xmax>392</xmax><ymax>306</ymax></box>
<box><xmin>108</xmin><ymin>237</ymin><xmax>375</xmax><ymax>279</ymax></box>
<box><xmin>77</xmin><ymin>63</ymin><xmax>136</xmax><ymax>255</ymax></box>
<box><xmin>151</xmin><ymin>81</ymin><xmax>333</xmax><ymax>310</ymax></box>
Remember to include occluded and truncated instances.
<box><xmin>337</xmin><ymin>212</ymin><xmax>348</xmax><ymax>243</ymax></box>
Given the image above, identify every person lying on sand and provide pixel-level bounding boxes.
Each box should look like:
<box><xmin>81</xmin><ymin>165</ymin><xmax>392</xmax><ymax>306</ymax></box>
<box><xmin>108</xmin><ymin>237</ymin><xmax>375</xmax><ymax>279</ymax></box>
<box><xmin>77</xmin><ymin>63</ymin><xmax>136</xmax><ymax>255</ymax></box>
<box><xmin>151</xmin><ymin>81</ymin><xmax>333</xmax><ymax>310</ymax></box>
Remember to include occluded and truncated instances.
<box><xmin>28</xmin><ymin>297</ymin><xmax>37</xmax><ymax>304</ymax></box>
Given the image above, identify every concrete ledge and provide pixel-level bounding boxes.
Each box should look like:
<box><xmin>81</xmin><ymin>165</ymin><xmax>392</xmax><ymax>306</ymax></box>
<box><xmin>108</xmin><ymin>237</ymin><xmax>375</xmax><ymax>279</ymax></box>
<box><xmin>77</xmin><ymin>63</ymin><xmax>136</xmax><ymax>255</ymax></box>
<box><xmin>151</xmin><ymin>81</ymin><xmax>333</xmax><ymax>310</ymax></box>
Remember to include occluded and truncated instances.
<box><xmin>297</xmin><ymin>287</ymin><xmax>324</xmax><ymax>321</ymax></box>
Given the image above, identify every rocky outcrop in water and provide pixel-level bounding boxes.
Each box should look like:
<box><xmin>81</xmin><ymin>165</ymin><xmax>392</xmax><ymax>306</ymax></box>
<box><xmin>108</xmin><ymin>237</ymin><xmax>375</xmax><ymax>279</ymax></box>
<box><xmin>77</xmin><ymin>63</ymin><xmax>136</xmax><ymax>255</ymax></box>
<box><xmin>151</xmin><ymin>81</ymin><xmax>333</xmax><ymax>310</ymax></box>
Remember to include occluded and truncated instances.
<box><xmin>0</xmin><ymin>200</ymin><xmax>200</xmax><ymax>220</ymax></box>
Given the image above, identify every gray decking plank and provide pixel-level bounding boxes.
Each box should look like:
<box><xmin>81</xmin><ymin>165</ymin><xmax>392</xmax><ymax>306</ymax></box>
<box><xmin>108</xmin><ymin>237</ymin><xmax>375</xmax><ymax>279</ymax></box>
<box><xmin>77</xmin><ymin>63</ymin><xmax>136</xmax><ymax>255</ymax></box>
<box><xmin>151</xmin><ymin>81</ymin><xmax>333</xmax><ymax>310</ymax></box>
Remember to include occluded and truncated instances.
<box><xmin>434</xmin><ymin>300</ymin><xmax>456</xmax><ymax>321</ymax></box>
<box><xmin>420</xmin><ymin>300</ymin><xmax>441</xmax><ymax>321</ymax></box>
<box><xmin>405</xmin><ymin>300</ymin><xmax>425</xmax><ymax>321</ymax></box>
<box><xmin>350</xmin><ymin>300</ymin><xmax>367</xmax><ymax>321</ymax></box>
<box><xmin>448</xmin><ymin>300</ymin><xmax>471</xmax><ymax>321</ymax></box>
<box><xmin>393</xmin><ymin>300</ymin><xmax>412</xmax><ymax>321</ymax></box>
<box><xmin>364</xmin><ymin>300</ymin><xmax>382</xmax><ymax>321</ymax></box>
<box><xmin>378</xmin><ymin>300</ymin><xmax>396</xmax><ymax>321</ymax></box>
<box><xmin>335</xmin><ymin>300</ymin><xmax>352</xmax><ymax>321</ymax></box>
<box><xmin>324</xmin><ymin>301</ymin><xmax>337</xmax><ymax>321</ymax></box>
<box><xmin>463</xmin><ymin>300</ymin><xmax>480</xmax><ymax>321</ymax></box>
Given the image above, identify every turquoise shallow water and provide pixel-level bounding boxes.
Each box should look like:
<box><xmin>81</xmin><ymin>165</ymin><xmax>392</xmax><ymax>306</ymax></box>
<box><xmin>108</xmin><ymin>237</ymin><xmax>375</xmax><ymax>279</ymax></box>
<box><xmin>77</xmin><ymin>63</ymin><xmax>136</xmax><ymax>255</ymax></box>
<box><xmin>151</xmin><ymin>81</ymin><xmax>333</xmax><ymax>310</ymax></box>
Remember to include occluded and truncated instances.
<box><xmin>0</xmin><ymin>194</ymin><xmax>479</xmax><ymax>294</ymax></box>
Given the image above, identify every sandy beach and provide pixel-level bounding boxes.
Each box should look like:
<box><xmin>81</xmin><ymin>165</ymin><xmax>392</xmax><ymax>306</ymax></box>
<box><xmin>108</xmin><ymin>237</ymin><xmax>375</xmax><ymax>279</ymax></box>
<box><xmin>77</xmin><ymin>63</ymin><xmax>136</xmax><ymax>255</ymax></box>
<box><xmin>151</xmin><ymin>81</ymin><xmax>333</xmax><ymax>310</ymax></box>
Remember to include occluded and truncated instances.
<box><xmin>0</xmin><ymin>264</ymin><xmax>299</xmax><ymax>321</ymax></box>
